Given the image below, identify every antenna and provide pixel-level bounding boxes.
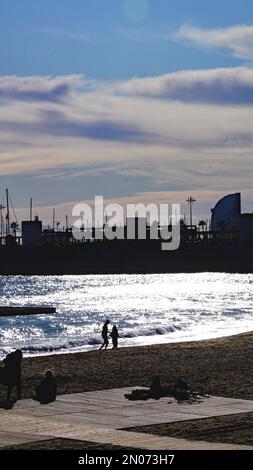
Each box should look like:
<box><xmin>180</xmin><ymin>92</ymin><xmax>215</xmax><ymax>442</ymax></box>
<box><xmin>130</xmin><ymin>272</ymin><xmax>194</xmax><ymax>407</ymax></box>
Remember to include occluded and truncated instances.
<box><xmin>187</xmin><ymin>196</ymin><xmax>196</xmax><ymax>226</ymax></box>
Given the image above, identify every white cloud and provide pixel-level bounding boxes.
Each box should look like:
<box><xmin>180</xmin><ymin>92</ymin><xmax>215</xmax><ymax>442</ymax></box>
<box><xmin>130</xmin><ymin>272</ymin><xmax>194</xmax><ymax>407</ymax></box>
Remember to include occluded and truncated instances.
<box><xmin>1</xmin><ymin>70</ymin><xmax>253</xmax><ymax>214</ymax></box>
<box><xmin>108</xmin><ymin>66</ymin><xmax>253</xmax><ymax>104</ymax></box>
<box><xmin>0</xmin><ymin>75</ymin><xmax>84</xmax><ymax>102</ymax></box>
<box><xmin>174</xmin><ymin>24</ymin><xmax>253</xmax><ymax>60</ymax></box>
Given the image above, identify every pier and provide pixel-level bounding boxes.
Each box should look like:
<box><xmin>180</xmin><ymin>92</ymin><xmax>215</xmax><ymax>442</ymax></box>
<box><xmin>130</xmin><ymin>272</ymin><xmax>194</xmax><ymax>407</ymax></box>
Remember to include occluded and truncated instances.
<box><xmin>0</xmin><ymin>307</ymin><xmax>56</xmax><ymax>317</ymax></box>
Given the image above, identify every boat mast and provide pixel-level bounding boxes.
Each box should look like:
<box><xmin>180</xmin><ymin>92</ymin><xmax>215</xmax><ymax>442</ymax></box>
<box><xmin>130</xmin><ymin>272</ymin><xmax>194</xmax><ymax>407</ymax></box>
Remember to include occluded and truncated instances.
<box><xmin>6</xmin><ymin>188</ymin><xmax>10</xmax><ymax>235</ymax></box>
<box><xmin>0</xmin><ymin>204</ymin><xmax>5</xmax><ymax>238</ymax></box>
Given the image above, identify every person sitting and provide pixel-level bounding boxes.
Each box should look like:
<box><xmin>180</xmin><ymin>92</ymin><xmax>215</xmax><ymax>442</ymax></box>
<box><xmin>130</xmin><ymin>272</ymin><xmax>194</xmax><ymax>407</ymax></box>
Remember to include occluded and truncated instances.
<box><xmin>173</xmin><ymin>377</ymin><xmax>191</xmax><ymax>401</ymax></box>
<box><xmin>0</xmin><ymin>349</ymin><xmax>23</xmax><ymax>401</ymax></box>
<box><xmin>34</xmin><ymin>370</ymin><xmax>57</xmax><ymax>404</ymax></box>
<box><xmin>150</xmin><ymin>375</ymin><xmax>164</xmax><ymax>398</ymax></box>
<box><xmin>125</xmin><ymin>375</ymin><xmax>169</xmax><ymax>400</ymax></box>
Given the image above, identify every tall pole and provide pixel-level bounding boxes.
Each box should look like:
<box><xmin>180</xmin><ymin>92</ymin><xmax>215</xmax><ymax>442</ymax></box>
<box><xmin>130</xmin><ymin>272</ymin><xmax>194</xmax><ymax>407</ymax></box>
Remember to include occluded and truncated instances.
<box><xmin>30</xmin><ymin>198</ymin><xmax>33</xmax><ymax>221</ymax></box>
<box><xmin>0</xmin><ymin>204</ymin><xmax>5</xmax><ymax>238</ymax></box>
<box><xmin>6</xmin><ymin>188</ymin><xmax>10</xmax><ymax>235</ymax></box>
<box><xmin>65</xmin><ymin>215</ymin><xmax>69</xmax><ymax>230</ymax></box>
<box><xmin>53</xmin><ymin>208</ymin><xmax>55</xmax><ymax>231</ymax></box>
<box><xmin>187</xmin><ymin>196</ymin><xmax>196</xmax><ymax>226</ymax></box>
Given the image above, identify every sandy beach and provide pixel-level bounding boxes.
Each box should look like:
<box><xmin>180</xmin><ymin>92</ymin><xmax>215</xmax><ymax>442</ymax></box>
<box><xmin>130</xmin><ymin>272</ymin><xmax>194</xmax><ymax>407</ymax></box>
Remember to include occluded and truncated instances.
<box><xmin>0</xmin><ymin>331</ymin><xmax>252</xmax><ymax>449</ymax></box>
<box><xmin>1</xmin><ymin>331</ymin><xmax>252</xmax><ymax>401</ymax></box>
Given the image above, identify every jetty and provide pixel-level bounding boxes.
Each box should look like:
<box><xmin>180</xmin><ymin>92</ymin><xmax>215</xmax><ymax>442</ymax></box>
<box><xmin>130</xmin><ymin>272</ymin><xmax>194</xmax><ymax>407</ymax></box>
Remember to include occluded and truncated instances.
<box><xmin>0</xmin><ymin>306</ymin><xmax>56</xmax><ymax>317</ymax></box>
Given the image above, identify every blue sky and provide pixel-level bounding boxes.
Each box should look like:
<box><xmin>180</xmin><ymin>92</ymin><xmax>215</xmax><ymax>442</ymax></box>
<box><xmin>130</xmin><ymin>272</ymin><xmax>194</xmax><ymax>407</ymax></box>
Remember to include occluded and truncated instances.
<box><xmin>1</xmin><ymin>0</ymin><xmax>253</xmax><ymax>223</ymax></box>
<box><xmin>1</xmin><ymin>0</ymin><xmax>251</xmax><ymax>78</ymax></box>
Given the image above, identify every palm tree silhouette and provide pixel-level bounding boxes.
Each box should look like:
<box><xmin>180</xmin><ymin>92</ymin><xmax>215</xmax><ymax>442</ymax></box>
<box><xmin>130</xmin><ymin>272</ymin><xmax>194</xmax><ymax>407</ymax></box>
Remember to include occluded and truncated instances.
<box><xmin>10</xmin><ymin>222</ymin><xmax>19</xmax><ymax>237</ymax></box>
<box><xmin>198</xmin><ymin>220</ymin><xmax>207</xmax><ymax>231</ymax></box>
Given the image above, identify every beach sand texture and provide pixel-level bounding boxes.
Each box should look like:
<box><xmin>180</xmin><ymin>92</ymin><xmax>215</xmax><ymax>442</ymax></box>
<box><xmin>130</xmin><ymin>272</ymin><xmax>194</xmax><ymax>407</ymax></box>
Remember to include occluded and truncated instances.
<box><xmin>0</xmin><ymin>332</ymin><xmax>252</xmax><ymax>449</ymax></box>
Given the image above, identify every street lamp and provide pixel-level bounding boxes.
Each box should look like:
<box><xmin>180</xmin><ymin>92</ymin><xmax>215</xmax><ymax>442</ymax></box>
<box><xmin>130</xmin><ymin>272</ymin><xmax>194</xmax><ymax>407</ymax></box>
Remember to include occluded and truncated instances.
<box><xmin>187</xmin><ymin>197</ymin><xmax>196</xmax><ymax>226</ymax></box>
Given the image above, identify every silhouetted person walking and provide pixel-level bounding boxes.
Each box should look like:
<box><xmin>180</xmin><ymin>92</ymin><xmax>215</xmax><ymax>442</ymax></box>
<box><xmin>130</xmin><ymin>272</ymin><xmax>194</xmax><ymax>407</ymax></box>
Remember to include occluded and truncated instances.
<box><xmin>34</xmin><ymin>370</ymin><xmax>57</xmax><ymax>404</ymax></box>
<box><xmin>110</xmin><ymin>325</ymin><xmax>119</xmax><ymax>349</ymax></box>
<box><xmin>1</xmin><ymin>349</ymin><xmax>23</xmax><ymax>401</ymax></box>
<box><xmin>99</xmin><ymin>319</ymin><xmax>110</xmax><ymax>350</ymax></box>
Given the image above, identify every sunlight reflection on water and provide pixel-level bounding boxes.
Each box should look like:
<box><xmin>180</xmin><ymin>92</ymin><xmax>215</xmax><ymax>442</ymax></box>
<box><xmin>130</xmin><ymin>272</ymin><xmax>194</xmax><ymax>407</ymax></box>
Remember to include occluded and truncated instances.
<box><xmin>0</xmin><ymin>273</ymin><xmax>252</xmax><ymax>357</ymax></box>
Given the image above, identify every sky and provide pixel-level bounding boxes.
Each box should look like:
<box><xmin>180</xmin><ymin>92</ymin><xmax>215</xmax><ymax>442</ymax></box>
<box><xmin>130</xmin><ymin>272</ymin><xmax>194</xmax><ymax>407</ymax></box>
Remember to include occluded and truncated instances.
<box><xmin>0</xmin><ymin>0</ymin><xmax>253</xmax><ymax>225</ymax></box>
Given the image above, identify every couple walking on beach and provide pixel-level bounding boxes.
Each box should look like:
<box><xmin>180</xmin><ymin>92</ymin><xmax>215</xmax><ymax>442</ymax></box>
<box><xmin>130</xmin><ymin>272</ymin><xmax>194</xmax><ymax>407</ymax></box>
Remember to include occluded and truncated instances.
<box><xmin>99</xmin><ymin>320</ymin><xmax>119</xmax><ymax>350</ymax></box>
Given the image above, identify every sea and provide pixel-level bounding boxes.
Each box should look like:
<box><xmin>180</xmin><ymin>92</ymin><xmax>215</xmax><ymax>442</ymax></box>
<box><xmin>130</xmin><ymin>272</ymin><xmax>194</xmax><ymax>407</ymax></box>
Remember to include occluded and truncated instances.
<box><xmin>0</xmin><ymin>273</ymin><xmax>252</xmax><ymax>359</ymax></box>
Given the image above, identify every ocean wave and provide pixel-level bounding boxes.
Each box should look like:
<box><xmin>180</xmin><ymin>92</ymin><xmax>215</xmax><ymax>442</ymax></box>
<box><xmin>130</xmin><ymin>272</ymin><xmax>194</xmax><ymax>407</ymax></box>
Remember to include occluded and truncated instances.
<box><xmin>88</xmin><ymin>338</ymin><xmax>102</xmax><ymax>345</ymax></box>
<box><xmin>0</xmin><ymin>324</ymin><xmax>181</xmax><ymax>356</ymax></box>
<box><xmin>122</xmin><ymin>324</ymin><xmax>180</xmax><ymax>338</ymax></box>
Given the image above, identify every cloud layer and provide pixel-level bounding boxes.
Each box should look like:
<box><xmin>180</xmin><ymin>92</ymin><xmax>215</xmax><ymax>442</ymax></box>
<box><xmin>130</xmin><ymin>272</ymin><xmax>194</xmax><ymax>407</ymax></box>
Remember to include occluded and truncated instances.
<box><xmin>0</xmin><ymin>75</ymin><xmax>83</xmax><ymax>102</ymax></box>
<box><xmin>0</xmin><ymin>69</ymin><xmax>253</xmax><ymax>216</ymax></box>
<box><xmin>174</xmin><ymin>24</ymin><xmax>253</xmax><ymax>60</ymax></box>
<box><xmin>109</xmin><ymin>67</ymin><xmax>253</xmax><ymax>104</ymax></box>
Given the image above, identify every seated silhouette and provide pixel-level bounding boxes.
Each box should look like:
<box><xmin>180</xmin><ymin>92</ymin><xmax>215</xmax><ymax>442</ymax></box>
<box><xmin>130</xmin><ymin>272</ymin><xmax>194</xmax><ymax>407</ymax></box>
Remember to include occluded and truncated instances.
<box><xmin>0</xmin><ymin>349</ymin><xmax>22</xmax><ymax>401</ymax></box>
<box><xmin>173</xmin><ymin>378</ymin><xmax>191</xmax><ymax>401</ymax></box>
<box><xmin>125</xmin><ymin>375</ymin><xmax>170</xmax><ymax>401</ymax></box>
<box><xmin>34</xmin><ymin>370</ymin><xmax>57</xmax><ymax>404</ymax></box>
<box><xmin>149</xmin><ymin>375</ymin><xmax>165</xmax><ymax>398</ymax></box>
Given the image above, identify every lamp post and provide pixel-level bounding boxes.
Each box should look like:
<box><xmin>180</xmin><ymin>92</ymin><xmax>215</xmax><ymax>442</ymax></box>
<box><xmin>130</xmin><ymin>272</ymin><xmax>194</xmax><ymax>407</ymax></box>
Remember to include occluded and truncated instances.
<box><xmin>187</xmin><ymin>197</ymin><xmax>196</xmax><ymax>226</ymax></box>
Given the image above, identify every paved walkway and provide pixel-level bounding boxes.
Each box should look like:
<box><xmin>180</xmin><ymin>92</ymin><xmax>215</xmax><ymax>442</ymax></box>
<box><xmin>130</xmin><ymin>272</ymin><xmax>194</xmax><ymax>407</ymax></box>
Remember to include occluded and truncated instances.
<box><xmin>0</xmin><ymin>387</ymin><xmax>253</xmax><ymax>450</ymax></box>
